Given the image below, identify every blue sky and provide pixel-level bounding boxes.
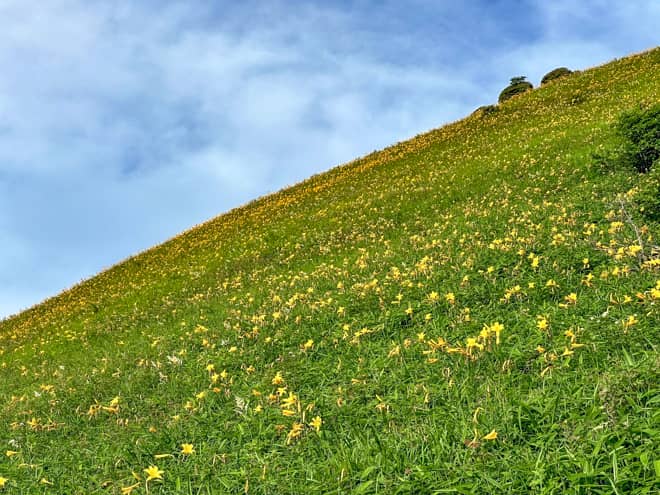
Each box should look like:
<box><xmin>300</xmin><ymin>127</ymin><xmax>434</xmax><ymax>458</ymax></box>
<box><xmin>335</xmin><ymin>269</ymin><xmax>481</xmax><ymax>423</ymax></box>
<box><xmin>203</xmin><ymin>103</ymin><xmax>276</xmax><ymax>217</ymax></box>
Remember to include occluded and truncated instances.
<box><xmin>0</xmin><ymin>0</ymin><xmax>658</xmax><ymax>319</ymax></box>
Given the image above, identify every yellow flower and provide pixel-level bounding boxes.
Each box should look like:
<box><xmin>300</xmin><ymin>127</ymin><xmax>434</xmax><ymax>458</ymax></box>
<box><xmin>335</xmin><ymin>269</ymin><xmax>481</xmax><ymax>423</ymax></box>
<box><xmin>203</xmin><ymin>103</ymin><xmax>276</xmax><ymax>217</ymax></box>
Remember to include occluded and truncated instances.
<box><xmin>581</xmin><ymin>273</ymin><xmax>594</xmax><ymax>286</ymax></box>
<box><xmin>0</xmin><ymin>477</ymin><xmax>7</xmax><ymax>488</ymax></box>
<box><xmin>281</xmin><ymin>391</ymin><xmax>298</xmax><ymax>408</ymax></box>
<box><xmin>466</xmin><ymin>337</ymin><xmax>484</xmax><ymax>353</ymax></box>
<box><xmin>490</xmin><ymin>322</ymin><xmax>504</xmax><ymax>345</ymax></box>
<box><xmin>181</xmin><ymin>443</ymin><xmax>195</xmax><ymax>455</ymax></box>
<box><xmin>536</xmin><ymin>317</ymin><xmax>548</xmax><ymax>331</ymax></box>
<box><xmin>483</xmin><ymin>430</ymin><xmax>498</xmax><ymax>441</ymax></box>
<box><xmin>271</xmin><ymin>372</ymin><xmax>285</xmax><ymax>386</ymax></box>
<box><xmin>309</xmin><ymin>415</ymin><xmax>322</xmax><ymax>432</ymax></box>
<box><xmin>286</xmin><ymin>422</ymin><xmax>304</xmax><ymax>444</ymax></box>
<box><xmin>445</xmin><ymin>292</ymin><xmax>456</xmax><ymax>304</ymax></box>
<box><xmin>5</xmin><ymin>451</ymin><xmax>18</xmax><ymax>458</ymax></box>
<box><xmin>302</xmin><ymin>339</ymin><xmax>314</xmax><ymax>351</ymax></box>
<box><xmin>121</xmin><ymin>483</ymin><xmax>140</xmax><ymax>494</ymax></box>
<box><xmin>427</xmin><ymin>291</ymin><xmax>439</xmax><ymax>302</ymax></box>
<box><xmin>144</xmin><ymin>465</ymin><xmax>163</xmax><ymax>482</ymax></box>
<box><xmin>623</xmin><ymin>315</ymin><xmax>638</xmax><ymax>328</ymax></box>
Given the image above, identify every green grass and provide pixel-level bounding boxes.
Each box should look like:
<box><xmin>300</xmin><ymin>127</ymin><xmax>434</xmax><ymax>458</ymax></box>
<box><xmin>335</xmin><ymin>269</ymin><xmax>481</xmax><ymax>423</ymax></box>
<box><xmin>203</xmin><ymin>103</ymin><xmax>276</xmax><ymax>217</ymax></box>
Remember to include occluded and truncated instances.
<box><xmin>1</xmin><ymin>47</ymin><xmax>659</xmax><ymax>494</ymax></box>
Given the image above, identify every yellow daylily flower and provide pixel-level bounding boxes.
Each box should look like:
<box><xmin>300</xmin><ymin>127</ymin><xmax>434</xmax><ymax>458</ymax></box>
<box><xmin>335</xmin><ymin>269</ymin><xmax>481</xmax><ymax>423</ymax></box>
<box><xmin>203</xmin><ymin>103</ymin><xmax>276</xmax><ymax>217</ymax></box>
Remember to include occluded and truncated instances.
<box><xmin>483</xmin><ymin>430</ymin><xmax>498</xmax><ymax>441</ymax></box>
<box><xmin>144</xmin><ymin>465</ymin><xmax>163</xmax><ymax>482</ymax></box>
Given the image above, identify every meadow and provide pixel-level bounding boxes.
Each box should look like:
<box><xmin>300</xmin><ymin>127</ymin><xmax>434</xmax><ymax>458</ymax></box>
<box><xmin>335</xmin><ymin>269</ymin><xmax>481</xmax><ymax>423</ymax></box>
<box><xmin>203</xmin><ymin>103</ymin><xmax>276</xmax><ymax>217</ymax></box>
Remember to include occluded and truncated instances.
<box><xmin>0</xmin><ymin>48</ymin><xmax>659</xmax><ymax>494</ymax></box>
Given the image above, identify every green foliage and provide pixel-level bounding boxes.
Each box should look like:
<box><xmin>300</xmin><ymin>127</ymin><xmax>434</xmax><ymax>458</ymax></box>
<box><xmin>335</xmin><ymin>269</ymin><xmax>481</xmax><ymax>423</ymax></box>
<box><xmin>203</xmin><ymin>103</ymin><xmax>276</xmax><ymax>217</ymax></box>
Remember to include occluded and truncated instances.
<box><xmin>636</xmin><ymin>165</ymin><xmax>660</xmax><ymax>220</ymax></box>
<box><xmin>593</xmin><ymin>103</ymin><xmax>660</xmax><ymax>176</ymax></box>
<box><xmin>472</xmin><ymin>104</ymin><xmax>498</xmax><ymax>117</ymax></box>
<box><xmin>498</xmin><ymin>77</ymin><xmax>533</xmax><ymax>103</ymax></box>
<box><xmin>541</xmin><ymin>67</ymin><xmax>572</xmax><ymax>85</ymax></box>
<box><xmin>509</xmin><ymin>76</ymin><xmax>528</xmax><ymax>85</ymax></box>
<box><xmin>617</xmin><ymin>103</ymin><xmax>660</xmax><ymax>173</ymax></box>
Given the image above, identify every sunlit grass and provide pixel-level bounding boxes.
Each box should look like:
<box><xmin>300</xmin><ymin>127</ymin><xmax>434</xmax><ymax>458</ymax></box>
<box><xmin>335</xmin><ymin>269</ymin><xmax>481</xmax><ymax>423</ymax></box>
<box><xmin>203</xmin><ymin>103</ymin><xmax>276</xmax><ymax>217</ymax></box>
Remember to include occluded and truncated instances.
<box><xmin>0</xmin><ymin>47</ymin><xmax>659</xmax><ymax>494</ymax></box>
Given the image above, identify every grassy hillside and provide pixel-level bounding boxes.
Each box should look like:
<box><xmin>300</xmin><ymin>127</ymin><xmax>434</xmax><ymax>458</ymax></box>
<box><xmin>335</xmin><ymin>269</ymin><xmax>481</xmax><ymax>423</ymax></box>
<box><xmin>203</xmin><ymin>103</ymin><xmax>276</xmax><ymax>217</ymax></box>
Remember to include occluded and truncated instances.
<box><xmin>1</xmin><ymin>48</ymin><xmax>659</xmax><ymax>494</ymax></box>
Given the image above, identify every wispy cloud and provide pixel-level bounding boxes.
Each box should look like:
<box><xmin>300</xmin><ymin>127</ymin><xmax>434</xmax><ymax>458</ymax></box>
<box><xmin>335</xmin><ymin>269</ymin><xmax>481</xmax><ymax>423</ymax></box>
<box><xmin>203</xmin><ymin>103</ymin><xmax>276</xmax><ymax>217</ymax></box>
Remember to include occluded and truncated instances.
<box><xmin>0</xmin><ymin>0</ymin><xmax>658</xmax><ymax>318</ymax></box>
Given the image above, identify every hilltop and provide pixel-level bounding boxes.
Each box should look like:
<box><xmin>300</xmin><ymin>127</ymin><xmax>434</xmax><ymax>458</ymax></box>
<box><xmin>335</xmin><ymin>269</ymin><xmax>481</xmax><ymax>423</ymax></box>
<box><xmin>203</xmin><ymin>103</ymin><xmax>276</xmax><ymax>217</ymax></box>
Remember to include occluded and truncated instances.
<box><xmin>1</xmin><ymin>48</ymin><xmax>659</xmax><ymax>494</ymax></box>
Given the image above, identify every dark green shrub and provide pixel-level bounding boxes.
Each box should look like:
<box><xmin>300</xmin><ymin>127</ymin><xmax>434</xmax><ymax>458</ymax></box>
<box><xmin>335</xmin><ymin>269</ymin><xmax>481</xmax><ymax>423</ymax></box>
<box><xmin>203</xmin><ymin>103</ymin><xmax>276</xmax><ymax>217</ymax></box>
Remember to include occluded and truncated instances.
<box><xmin>617</xmin><ymin>103</ymin><xmax>660</xmax><ymax>173</ymax></box>
<box><xmin>595</xmin><ymin>104</ymin><xmax>660</xmax><ymax>219</ymax></box>
<box><xmin>541</xmin><ymin>67</ymin><xmax>572</xmax><ymax>85</ymax></box>
<box><xmin>636</xmin><ymin>165</ymin><xmax>660</xmax><ymax>220</ymax></box>
<box><xmin>498</xmin><ymin>76</ymin><xmax>533</xmax><ymax>103</ymax></box>
<box><xmin>472</xmin><ymin>104</ymin><xmax>498</xmax><ymax>117</ymax></box>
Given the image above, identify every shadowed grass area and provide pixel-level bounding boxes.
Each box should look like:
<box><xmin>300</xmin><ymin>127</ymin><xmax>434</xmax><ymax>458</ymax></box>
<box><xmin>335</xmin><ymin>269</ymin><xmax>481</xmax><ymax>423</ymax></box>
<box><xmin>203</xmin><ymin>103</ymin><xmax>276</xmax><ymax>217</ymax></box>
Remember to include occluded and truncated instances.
<box><xmin>1</xmin><ymin>47</ymin><xmax>659</xmax><ymax>494</ymax></box>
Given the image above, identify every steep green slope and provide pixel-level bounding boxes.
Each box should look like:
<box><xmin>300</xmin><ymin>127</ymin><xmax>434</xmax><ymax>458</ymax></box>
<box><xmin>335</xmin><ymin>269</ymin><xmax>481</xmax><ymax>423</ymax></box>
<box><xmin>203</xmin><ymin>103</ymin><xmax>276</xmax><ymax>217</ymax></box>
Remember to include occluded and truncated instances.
<box><xmin>1</xmin><ymin>48</ymin><xmax>659</xmax><ymax>494</ymax></box>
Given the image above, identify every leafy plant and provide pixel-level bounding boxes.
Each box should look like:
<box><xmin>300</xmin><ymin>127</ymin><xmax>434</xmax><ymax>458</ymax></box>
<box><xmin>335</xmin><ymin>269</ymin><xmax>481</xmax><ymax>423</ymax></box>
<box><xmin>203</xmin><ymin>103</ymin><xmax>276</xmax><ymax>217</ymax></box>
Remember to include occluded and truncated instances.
<box><xmin>617</xmin><ymin>103</ymin><xmax>660</xmax><ymax>173</ymax></box>
<box><xmin>509</xmin><ymin>76</ymin><xmax>527</xmax><ymax>85</ymax></box>
<box><xmin>636</xmin><ymin>164</ymin><xmax>660</xmax><ymax>220</ymax></box>
<box><xmin>498</xmin><ymin>76</ymin><xmax>533</xmax><ymax>103</ymax></box>
<box><xmin>472</xmin><ymin>104</ymin><xmax>498</xmax><ymax>117</ymax></box>
<box><xmin>541</xmin><ymin>67</ymin><xmax>572</xmax><ymax>85</ymax></box>
<box><xmin>593</xmin><ymin>103</ymin><xmax>660</xmax><ymax>176</ymax></box>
